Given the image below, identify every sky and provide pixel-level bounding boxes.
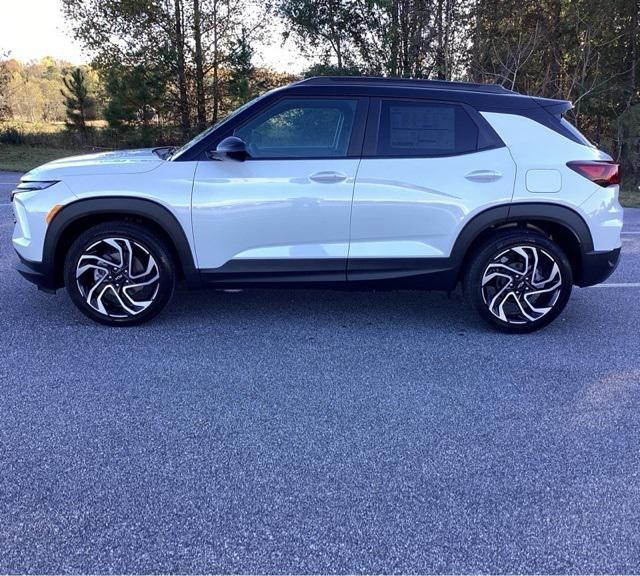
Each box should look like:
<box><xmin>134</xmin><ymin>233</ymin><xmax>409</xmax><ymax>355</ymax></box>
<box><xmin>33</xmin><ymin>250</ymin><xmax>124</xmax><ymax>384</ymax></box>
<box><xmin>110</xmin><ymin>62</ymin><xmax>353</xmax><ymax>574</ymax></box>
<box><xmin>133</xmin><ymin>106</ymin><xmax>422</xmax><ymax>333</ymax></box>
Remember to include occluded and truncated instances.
<box><xmin>0</xmin><ymin>0</ymin><xmax>308</xmax><ymax>72</ymax></box>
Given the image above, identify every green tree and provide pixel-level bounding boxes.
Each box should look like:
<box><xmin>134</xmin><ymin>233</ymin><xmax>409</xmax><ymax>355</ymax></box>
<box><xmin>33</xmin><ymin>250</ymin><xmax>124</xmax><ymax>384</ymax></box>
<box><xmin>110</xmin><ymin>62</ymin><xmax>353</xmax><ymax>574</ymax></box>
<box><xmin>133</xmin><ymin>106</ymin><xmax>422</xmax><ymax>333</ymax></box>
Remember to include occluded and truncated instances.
<box><xmin>0</xmin><ymin>51</ymin><xmax>11</xmax><ymax>120</ymax></box>
<box><xmin>102</xmin><ymin>62</ymin><xmax>169</xmax><ymax>145</ymax></box>
<box><xmin>278</xmin><ymin>0</ymin><xmax>358</xmax><ymax>70</ymax></box>
<box><xmin>61</xmin><ymin>67</ymin><xmax>96</xmax><ymax>133</ymax></box>
<box><xmin>468</xmin><ymin>0</ymin><xmax>639</xmax><ymax>180</ymax></box>
<box><xmin>62</xmin><ymin>0</ymin><xmax>272</xmax><ymax>133</ymax></box>
<box><xmin>225</xmin><ymin>29</ymin><xmax>256</xmax><ymax>108</ymax></box>
<box><xmin>62</xmin><ymin>0</ymin><xmax>179</xmax><ymax>131</ymax></box>
<box><xmin>302</xmin><ymin>62</ymin><xmax>362</xmax><ymax>77</ymax></box>
<box><xmin>277</xmin><ymin>0</ymin><xmax>473</xmax><ymax>79</ymax></box>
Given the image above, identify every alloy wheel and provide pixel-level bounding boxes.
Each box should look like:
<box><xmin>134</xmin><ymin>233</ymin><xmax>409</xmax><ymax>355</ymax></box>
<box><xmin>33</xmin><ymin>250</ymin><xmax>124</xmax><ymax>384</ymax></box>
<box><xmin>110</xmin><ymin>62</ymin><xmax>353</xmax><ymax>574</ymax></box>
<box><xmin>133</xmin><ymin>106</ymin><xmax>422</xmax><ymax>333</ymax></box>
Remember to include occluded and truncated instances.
<box><xmin>75</xmin><ymin>237</ymin><xmax>160</xmax><ymax>319</ymax></box>
<box><xmin>481</xmin><ymin>245</ymin><xmax>563</xmax><ymax>325</ymax></box>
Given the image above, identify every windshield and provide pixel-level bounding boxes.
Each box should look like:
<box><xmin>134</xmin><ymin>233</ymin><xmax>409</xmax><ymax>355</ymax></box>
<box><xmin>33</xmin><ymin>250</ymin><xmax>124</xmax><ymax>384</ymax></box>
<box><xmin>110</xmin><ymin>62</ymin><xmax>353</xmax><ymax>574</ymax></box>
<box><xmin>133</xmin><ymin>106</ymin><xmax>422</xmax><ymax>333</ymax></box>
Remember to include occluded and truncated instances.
<box><xmin>169</xmin><ymin>93</ymin><xmax>269</xmax><ymax>160</ymax></box>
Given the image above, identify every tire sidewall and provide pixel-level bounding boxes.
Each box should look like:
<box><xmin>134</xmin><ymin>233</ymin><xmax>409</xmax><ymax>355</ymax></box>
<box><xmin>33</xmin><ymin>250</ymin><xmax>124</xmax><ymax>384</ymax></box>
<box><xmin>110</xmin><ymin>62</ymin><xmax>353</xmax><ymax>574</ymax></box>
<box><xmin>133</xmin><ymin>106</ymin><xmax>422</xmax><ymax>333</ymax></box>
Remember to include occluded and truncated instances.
<box><xmin>64</xmin><ymin>223</ymin><xmax>175</xmax><ymax>326</ymax></box>
<box><xmin>465</xmin><ymin>231</ymin><xmax>573</xmax><ymax>333</ymax></box>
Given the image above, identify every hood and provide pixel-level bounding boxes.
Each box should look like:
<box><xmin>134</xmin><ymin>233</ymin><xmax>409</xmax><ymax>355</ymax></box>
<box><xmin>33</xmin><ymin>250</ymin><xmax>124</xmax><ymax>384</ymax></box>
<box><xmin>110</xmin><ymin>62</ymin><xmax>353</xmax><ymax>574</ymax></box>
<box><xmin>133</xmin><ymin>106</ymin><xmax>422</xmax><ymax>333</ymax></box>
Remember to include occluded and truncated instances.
<box><xmin>25</xmin><ymin>148</ymin><xmax>164</xmax><ymax>179</ymax></box>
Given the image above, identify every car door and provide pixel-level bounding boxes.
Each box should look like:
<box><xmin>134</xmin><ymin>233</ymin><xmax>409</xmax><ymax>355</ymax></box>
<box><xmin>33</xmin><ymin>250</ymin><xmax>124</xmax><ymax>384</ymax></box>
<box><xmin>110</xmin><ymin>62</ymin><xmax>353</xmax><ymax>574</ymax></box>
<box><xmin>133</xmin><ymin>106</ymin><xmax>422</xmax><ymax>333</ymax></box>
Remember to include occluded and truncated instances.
<box><xmin>191</xmin><ymin>96</ymin><xmax>367</xmax><ymax>282</ymax></box>
<box><xmin>348</xmin><ymin>97</ymin><xmax>516</xmax><ymax>281</ymax></box>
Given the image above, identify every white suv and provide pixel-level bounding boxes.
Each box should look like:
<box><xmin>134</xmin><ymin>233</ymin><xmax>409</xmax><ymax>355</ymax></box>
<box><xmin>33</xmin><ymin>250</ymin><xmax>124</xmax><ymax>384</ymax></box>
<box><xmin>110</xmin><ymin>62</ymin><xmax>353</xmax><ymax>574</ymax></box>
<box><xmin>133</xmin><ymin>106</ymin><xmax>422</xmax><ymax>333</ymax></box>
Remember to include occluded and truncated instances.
<box><xmin>11</xmin><ymin>76</ymin><xmax>623</xmax><ymax>332</ymax></box>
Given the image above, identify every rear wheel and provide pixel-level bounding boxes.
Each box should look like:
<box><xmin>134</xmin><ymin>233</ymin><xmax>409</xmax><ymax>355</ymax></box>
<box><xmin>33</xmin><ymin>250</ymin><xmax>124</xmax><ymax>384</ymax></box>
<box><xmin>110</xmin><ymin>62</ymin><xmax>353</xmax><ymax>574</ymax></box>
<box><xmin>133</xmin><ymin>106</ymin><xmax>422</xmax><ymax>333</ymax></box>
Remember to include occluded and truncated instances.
<box><xmin>64</xmin><ymin>222</ymin><xmax>175</xmax><ymax>326</ymax></box>
<box><xmin>464</xmin><ymin>230</ymin><xmax>573</xmax><ymax>333</ymax></box>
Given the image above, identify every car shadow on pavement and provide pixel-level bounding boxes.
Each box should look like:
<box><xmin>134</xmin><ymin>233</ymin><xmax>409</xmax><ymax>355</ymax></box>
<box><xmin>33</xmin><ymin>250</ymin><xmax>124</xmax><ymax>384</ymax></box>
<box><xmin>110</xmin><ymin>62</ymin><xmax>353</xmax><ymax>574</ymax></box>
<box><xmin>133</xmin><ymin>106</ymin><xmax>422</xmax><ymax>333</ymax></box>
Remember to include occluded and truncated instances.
<box><xmin>161</xmin><ymin>286</ymin><xmax>484</xmax><ymax>333</ymax></box>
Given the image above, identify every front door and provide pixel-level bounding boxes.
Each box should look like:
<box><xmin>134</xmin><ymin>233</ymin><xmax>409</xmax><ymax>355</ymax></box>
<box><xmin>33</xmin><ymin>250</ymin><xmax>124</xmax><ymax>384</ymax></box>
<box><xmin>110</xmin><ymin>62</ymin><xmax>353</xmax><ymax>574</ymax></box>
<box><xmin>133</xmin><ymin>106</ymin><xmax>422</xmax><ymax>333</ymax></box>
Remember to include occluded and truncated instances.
<box><xmin>192</xmin><ymin>97</ymin><xmax>365</xmax><ymax>282</ymax></box>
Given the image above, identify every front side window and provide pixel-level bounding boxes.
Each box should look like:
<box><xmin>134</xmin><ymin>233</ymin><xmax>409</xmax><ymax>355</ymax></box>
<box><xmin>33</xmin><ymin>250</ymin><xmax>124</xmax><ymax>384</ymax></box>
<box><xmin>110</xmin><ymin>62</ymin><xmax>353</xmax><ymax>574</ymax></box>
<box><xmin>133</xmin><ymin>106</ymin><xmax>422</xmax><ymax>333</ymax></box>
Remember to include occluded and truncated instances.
<box><xmin>377</xmin><ymin>100</ymin><xmax>479</xmax><ymax>157</ymax></box>
<box><xmin>235</xmin><ymin>98</ymin><xmax>358</xmax><ymax>159</ymax></box>
<box><xmin>170</xmin><ymin>92</ymin><xmax>269</xmax><ymax>160</ymax></box>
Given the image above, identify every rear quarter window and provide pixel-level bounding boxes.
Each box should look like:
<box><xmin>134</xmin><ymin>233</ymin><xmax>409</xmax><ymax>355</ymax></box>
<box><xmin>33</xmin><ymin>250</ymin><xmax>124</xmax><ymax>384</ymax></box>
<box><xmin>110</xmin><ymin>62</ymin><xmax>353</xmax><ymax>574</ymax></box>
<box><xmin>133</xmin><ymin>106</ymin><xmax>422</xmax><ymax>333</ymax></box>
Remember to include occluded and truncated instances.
<box><xmin>560</xmin><ymin>117</ymin><xmax>594</xmax><ymax>147</ymax></box>
<box><xmin>377</xmin><ymin>100</ymin><xmax>479</xmax><ymax>157</ymax></box>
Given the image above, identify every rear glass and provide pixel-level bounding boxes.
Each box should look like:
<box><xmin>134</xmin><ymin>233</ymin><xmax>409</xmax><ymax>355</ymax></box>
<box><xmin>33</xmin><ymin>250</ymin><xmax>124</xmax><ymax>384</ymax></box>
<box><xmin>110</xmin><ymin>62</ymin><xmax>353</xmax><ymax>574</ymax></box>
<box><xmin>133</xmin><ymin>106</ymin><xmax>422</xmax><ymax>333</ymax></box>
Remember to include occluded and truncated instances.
<box><xmin>377</xmin><ymin>100</ymin><xmax>479</xmax><ymax>157</ymax></box>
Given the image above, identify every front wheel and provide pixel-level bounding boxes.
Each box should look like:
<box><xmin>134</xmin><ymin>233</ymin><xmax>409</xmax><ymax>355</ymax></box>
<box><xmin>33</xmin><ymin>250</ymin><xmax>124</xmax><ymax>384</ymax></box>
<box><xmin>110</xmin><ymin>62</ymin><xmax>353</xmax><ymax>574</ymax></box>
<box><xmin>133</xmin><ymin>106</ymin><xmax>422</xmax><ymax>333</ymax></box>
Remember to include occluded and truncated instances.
<box><xmin>64</xmin><ymin>222</ymin><xmax>176</xmax><ymax>326</ymax></box>
<box><xmin>464</xmin><ymin>230</ymin><xmax>573</xmax><ymax>333</ymax></box>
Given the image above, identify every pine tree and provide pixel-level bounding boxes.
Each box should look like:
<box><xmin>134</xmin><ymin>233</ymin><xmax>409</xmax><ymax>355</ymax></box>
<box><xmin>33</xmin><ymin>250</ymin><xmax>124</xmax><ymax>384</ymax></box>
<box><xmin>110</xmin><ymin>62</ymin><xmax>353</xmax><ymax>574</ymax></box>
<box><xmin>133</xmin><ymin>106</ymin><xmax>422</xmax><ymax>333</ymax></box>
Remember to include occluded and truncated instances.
<box><xmin>61</xmin><ymin>67</ymin><xmax>95</xmax><ymax>134</ymax></box>
<box><xmin>0</xmin><ymin>51</ymin><xmax>11</xmax><ymax>120</ymax></box>
<box><xmin>225</xmin><ymin>29</ymin><xmax>255</xmax><ymax>108</ymax></box>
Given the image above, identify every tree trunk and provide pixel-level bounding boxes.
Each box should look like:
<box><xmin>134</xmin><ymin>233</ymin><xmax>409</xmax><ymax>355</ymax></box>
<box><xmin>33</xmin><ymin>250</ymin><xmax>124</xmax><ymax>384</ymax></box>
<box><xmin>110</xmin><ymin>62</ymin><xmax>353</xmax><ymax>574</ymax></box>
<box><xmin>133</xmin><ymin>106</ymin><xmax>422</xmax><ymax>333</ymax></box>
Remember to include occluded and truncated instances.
<box><xmin>174</xmin><ymin>0</ymin><xmax>190</xmax><ymax>138</ymax></box>
<box><xmin>211</xmin><ymin>0</ymin><xmax>220</xmax><ymax>124</ymax></box>
<box><xmin>625</xmin><ymin>0</ymin><xmax>639</xmax><ymax>178</ymax></box>
<box><xmin>549</xmin><ymin>0</ymin><xmax>562</xmax><ymax>98</ymax></box>
<box><xmin>333</xmin><ymin>0</ymin><xmax>343</xmax><ymax>68</ymax></box>
<box><xmin>629</xmin><ymin>0</ymin><xmax>638</xmax><ymax>104</ymax></box>
<box><xmin>193</xmin><ymin>0</ymin><xmax>206</xmax><ymax>132</ymax></box>
<box><xmin>388</xmin><ymin>0</ymin><xmax>400</xmax><ymax>76</ymax></box>
<box><xmin>335</xmin><ymin>37</ymin><xmax>343</xmax><ymax>69</ymax></box>
<box><xmin>435</xmin><ymin>0</ymin><xmax>446</xmax><ymax>79</ymax></box>
<box><xmin>470</xmin><ymin>0</ymin><xmax>483</xmax><ymax>81</ymax></box>
<box><xmin>212</xmin><ymin>57</ymin><xmax>220</xmax><ymax>124</ymax></box>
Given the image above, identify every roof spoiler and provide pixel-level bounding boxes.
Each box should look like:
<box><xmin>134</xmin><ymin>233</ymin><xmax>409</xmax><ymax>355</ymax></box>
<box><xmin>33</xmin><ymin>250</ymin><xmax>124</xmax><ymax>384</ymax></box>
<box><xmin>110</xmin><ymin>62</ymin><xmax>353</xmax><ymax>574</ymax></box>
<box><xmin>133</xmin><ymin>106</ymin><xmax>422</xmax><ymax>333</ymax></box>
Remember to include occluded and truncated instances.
<box><xmin>532</xmin><ymin>96</ymin><xmax>573</xmax><ymax>116</ymax></box>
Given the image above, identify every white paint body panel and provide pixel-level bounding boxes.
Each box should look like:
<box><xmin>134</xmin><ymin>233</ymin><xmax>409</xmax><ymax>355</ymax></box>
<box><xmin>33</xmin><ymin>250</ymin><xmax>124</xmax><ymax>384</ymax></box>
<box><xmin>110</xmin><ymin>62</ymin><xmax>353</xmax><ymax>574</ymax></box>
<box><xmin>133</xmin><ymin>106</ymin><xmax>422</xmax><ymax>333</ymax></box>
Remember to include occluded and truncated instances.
<box><xmin>12</xmin><ymin>150</ymin><xmax>198</xmax><ymax>264</ymax></box>
<box><xmin>483</xmin><ymin>112</ymin><xmax>623</xmax><ymax>251</ymax></box>
<box><xmin>12</xmin><ymin>181</ymin><xmax>78</xmax><ymax>261</ymax></box>
<box><xmin>27</xmin><ymin>148</ymin><xmax>164</xmax><ymax>178</ymax></box>
<box><xmin>526</xmin><ymin>169</ymin><xmax>562</xmax><ymax>193</ymax></box>
<box><xmin>191</xmin><ymin>159</ymin><xmax>359</xmax><ymax>268</ymax></box>
<box><xmin>349</xmin><ymin>148</ymin><xmax>517</xmax><ymax>258</ymax></box>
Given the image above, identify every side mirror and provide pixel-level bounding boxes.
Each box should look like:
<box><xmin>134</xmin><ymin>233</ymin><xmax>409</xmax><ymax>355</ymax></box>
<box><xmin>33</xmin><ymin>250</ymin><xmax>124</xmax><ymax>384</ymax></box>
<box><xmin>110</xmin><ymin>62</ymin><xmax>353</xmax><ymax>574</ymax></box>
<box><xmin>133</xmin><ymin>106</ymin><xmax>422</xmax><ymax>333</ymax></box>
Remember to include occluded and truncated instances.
<box><xmin>210</xmin><ymin>136</ymin><xmax>249</xmax><ymax>161</ymax></box>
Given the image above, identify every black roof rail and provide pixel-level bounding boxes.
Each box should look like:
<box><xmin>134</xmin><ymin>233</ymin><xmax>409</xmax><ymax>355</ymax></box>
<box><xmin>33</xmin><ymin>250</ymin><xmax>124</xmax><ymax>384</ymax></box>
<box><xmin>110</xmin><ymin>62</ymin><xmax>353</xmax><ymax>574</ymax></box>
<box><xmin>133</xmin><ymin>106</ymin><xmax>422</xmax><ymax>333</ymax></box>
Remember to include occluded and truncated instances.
<box><xmin>298</xmin><ymin>76</ymin><xmax>517</xmax><ymax>95</ymax></box>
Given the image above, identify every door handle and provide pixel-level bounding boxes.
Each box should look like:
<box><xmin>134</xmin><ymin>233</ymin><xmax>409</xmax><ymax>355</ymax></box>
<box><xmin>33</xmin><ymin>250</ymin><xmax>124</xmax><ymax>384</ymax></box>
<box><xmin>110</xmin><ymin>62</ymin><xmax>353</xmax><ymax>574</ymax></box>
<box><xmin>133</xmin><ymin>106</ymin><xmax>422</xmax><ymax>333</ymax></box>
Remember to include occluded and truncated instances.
<box><xmin>465</xmin><ymin>170</ymin><xmax>502</xmax><ymax>183</ymax></box>
<box><xmin>309</xmin><ymin>171</ymin><xmax>348</xmax><ymax>184</ymax></box>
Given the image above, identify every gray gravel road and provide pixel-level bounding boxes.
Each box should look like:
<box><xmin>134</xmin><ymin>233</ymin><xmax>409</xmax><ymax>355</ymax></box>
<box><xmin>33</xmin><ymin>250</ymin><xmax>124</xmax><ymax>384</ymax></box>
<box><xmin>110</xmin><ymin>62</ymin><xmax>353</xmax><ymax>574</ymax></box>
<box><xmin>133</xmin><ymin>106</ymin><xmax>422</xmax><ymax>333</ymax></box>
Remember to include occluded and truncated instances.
<box><xmin>1</xmin><ymin>170</ymin><xmax>640</xmax><ymax>573</ymax></box>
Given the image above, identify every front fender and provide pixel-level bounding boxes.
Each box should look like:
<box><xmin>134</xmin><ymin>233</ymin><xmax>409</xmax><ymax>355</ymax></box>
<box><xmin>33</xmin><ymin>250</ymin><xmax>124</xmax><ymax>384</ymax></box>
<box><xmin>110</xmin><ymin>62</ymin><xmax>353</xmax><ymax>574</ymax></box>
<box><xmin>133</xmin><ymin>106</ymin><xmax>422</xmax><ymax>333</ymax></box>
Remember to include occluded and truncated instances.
<box><xmin>43</xmin><ymin>197</ymin><xmax>200</xmax><ymax>289</ymax></box>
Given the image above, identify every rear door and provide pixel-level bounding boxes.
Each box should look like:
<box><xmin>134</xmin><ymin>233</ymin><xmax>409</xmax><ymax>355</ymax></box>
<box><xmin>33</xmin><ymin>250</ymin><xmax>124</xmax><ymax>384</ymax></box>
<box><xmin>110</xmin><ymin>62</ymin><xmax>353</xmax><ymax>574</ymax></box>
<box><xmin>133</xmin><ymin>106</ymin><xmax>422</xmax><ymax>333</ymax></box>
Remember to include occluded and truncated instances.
<box><xmin>348</xmin><ymin>98</ymin><xmax>516</xmax><ymax>280</ymax></box>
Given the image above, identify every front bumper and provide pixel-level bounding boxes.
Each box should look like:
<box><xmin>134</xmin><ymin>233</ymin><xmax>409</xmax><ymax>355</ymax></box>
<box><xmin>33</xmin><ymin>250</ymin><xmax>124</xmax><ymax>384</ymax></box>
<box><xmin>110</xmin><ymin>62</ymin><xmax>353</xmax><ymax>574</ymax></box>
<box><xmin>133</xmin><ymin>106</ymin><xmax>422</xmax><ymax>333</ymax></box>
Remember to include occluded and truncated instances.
<box><xmin>14</xmin><ymin>255</ymin><xmax>58</xmax><ymax>293</ymax></box>
<box><xmin>578</xmin><ymin>247</ymin><xmax>621</xmax><ymax>287</ymax></box>
<box><xmin>12</xmin><ymin>181</ymin><xmax>76</xmax><ymax>263</ymax></box>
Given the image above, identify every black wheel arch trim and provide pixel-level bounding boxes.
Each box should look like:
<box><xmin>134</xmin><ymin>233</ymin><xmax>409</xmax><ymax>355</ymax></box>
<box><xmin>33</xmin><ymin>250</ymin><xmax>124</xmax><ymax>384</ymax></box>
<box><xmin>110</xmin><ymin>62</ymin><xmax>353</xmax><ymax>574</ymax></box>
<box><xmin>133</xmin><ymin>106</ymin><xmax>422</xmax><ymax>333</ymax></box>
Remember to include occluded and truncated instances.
<box><xmin>43</xmin><ymin>197</ymin><xmax>201</xmax><ymax>289</ymax></box>
<box><xmin>450</xmin><ymin>201</ymin><xmax>595</xmax><ymax>283</ymax></box>
<box><xmin>507</xmin><ymin>202</ymin><xmax>594</xmax><ymax>252</ymax></box>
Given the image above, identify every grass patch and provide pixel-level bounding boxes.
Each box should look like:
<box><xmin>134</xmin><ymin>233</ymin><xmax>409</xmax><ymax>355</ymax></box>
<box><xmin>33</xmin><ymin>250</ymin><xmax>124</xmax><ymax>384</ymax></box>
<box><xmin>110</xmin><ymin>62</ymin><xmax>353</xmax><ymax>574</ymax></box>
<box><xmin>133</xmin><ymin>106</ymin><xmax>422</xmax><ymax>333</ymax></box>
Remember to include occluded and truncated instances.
<box><xmin>1</xmin><ymin>120</ymin><xmax>180</xmax><ymax>150</ymax></box>
<box><xmin>0</xmin><ymin>119</ymin><xmax>107</xmax><ymax>135</ymax></box>
<box><xmin>620</xmin><ymin>184</ymin><xmax>640</xmax><ymax>208</ymax></box>
<box><xmin>0</xmin><ymin>144</ymin><xmax>89</xmax><ymax>172</ymax></box>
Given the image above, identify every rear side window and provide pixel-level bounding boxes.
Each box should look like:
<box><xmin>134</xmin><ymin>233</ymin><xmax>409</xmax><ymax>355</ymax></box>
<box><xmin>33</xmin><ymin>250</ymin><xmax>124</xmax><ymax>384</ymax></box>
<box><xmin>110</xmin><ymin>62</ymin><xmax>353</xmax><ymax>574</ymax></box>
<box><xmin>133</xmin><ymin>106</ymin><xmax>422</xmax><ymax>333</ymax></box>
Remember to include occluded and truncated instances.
<box><xmin>377</xmin><ymin>100</ymin><xmax>479</xmax><ymax>157</ymax></box>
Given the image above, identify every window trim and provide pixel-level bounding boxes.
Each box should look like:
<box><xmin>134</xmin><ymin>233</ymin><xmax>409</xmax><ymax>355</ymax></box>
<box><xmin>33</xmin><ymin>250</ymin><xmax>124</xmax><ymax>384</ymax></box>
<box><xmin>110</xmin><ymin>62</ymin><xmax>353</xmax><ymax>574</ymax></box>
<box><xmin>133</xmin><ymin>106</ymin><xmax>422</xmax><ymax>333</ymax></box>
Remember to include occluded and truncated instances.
<box><xmin>230</xmin><ymin>95</ymin><xmax>369</xmax><ymax>161</ymax></box>
<box><xmin>362</xmin><ymin>97</ymin><xmax>505</xmax><ymax>159</ymax></box>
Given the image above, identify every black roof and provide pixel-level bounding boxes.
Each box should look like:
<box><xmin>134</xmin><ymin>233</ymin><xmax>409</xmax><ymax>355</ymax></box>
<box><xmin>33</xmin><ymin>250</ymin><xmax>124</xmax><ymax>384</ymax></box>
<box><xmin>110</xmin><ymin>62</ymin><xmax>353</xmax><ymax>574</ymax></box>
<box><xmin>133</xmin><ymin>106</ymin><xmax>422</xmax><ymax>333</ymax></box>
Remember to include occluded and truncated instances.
<box><xmin>289</xmin><ymin>76</ymin><xmax>570</xmax><ymax>113</ymax></box>
<box><xmin>299</xmin><ymin>76</ymin><xmax>516</xmax><ymax>95</ymax></box>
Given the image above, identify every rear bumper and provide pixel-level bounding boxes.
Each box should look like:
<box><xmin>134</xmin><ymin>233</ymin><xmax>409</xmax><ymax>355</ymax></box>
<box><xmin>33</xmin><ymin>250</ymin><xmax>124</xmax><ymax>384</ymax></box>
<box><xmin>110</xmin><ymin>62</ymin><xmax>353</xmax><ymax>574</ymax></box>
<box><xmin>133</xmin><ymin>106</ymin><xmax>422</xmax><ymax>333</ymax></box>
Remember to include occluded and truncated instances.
<box><xmin>578</xmin><ymin>247</ymin><xmax>621</xmax><ymax>287</ymax></box>
<box><xmin>14</xmin><ymin>255</ymin><xmax>58</xmax><ymax>293</ymax></box>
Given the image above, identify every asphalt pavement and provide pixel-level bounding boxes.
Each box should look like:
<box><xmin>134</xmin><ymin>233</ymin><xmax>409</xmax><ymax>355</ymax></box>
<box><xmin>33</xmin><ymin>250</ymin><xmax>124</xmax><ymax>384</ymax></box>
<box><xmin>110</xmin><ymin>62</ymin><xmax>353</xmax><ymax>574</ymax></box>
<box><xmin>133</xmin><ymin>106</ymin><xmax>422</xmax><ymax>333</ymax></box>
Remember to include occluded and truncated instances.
<box><xmin>1</xmin><ymin>170</ymin><xmax>640</xmax><ymax>573</ymax></box>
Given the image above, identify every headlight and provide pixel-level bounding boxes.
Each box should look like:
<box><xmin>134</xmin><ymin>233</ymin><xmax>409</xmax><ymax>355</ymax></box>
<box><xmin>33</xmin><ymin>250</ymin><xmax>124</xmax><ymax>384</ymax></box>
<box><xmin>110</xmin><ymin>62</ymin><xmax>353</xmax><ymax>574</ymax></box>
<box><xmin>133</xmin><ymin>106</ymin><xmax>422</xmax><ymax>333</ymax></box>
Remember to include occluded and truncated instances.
<box><xmin>11</xmin><ymin>180</ymin><xmax>59</xmax><ymax>201</ymax></box>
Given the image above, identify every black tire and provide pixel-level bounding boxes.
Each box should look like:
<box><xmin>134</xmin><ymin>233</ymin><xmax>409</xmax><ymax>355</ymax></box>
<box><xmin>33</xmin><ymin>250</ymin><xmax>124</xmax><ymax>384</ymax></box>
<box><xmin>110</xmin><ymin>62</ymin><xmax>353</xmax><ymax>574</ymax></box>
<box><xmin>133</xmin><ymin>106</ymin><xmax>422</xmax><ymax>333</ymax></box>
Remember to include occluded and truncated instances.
<box><xmin>64</xmin><ymin>221</ymin><xmax>176</xmax><ymax>326</ymax></box>
<box><xmin>463</xmin><ymin>229</ymin><xmax>573</xmax><ymax>333</ymax></box>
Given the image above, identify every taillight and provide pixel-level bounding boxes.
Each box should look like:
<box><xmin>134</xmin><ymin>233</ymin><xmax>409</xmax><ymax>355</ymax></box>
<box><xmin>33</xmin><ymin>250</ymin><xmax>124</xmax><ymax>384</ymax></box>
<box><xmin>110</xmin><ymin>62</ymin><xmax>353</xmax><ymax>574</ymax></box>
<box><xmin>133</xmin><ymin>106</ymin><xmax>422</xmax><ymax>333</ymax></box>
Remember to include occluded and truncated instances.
<box><xmin>567</xmin><ymin>160</ymin><xmax>620</xmax><ymax>187</ymax></box>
